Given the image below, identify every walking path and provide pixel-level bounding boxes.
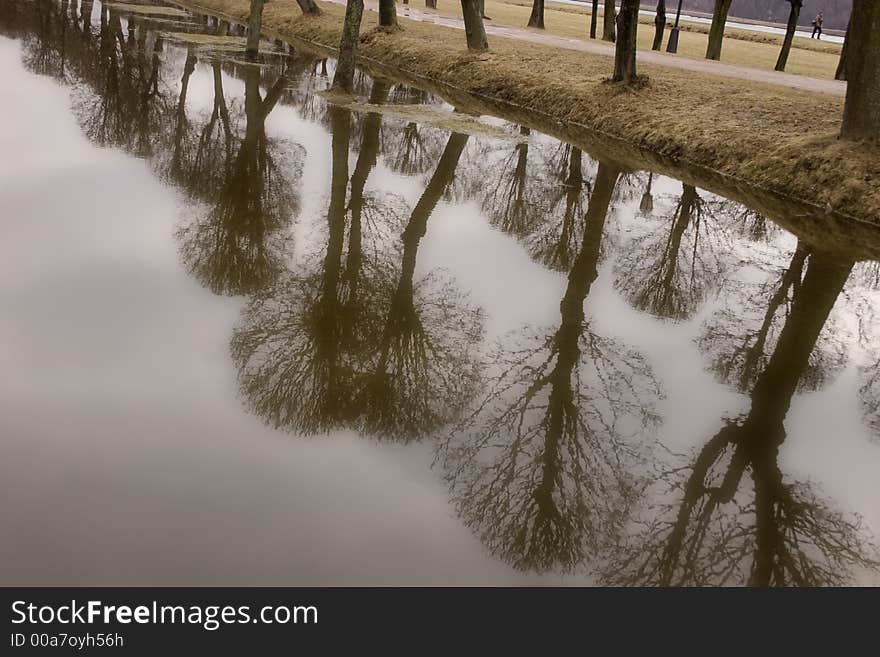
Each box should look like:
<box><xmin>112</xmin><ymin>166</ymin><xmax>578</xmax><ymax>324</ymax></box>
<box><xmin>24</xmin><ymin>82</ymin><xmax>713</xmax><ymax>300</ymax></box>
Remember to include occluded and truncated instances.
<box><xmin>327</xmin><ymin>0</ymin><xmax>847</xmax><ymax>97</ymax></box>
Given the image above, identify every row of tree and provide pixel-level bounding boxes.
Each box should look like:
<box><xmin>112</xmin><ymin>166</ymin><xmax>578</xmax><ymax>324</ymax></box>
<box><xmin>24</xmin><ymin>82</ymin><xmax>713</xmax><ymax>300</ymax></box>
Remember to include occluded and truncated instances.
<box><xmin>7</xmin><ymin>0</ymin><xmax>879</xmax><ymax>583</ymax></box>
<box><xmin>242</xmin><ymin>0</ymin><xmax>877</xmax><ymax>141</ymax></box>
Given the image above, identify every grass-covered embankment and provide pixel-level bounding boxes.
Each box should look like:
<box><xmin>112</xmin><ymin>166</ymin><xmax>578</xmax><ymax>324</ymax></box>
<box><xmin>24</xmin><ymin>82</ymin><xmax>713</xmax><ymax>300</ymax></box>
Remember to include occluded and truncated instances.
<box><xmin>174</xmin><ymin>0</ymin><xmax>879</xmax><ymax>228</ymax></box>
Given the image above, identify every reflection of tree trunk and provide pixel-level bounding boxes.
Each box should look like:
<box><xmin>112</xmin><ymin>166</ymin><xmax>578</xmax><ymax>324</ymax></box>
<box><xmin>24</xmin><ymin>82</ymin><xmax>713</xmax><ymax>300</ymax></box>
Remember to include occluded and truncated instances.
<box><xmin>343</xmin><ymin>81</ymin><xmax>390</xmax><ymax>327</ymax></box>
<box><xmin>735</xmin><ymin>243</ymin><xmax>807</xmax><ymax>391</ymax></box>
<box><xmin>658</xmin><ymin>184</ymin><xmax>697</xmax><ymax>302</ymax></box>
<box><xmin>171</xmin><ymin>51</ymin><xmax>197</xmax><ymax>177</ymax></box>
<box><xmin>706</xmin><ymin>0</ymin><xmax>732</xmax><ymax>60</ymax></box>
<box><xmin>528</xmin><ymin>0</ymin><xmax>545</xmax><ymax>29</ymax></box>
<box><xmin>841</xmin><ymin>1</ymin><xmax>880</xmax><ymax>141</ymax></box>
<box><xmin>602</xmin><ymin>0</ymin><xmax>616</xmax><ymax>42</ymax></box>
<box><xmin>613</xmin><ymin>0</ymin><xmax>639</xmax><ymax>82</ymax></box>
<box><xmin>512</xmin><ymin>127</ymin><xmax>529</xmax><ymax>220</ymax></box>
<box><xmin>744</xmin><ymin>251</ymin><xmax>852</xmax><ymax>586</ymax></box>
<box><xmin>376</xmin><ymin>132</ymin><xmax>469</xmax><ymax>371</ymax></box>
<box><xmin>775</xmin><ymin>0</ymin><xmax>802</xmax><ymax>72</ymax></box>
<box><xmin>316</xmin><ymin>108</ymin><xmax>353</xmax><ymax>420</ymax></box>
<box><xmin>536</xmin><ymin>161</ymin><xmax>620</xmax><ymax>529</ymax></box>
<box><xmin>559</xmin><ymin>161</ymin><xmax>619</xmax><ymax>324</ymax></box>
<box><xmin>747</xmin><ymin>252</ymin><xmax>853</xmax><ymax>430</ymax></box>
<box><xmin>658</xmin><ymin>423</ymin><xmax>741</xmax><ymax>586</ymax></box>
<box><xmin>461</xmin><ymin>0</ymin><xmax>489</xmax><ymax>51</ymax></box>
<box><xmin>652</xmin><ymin>0</ymin><xmax>665</xmax><ymax>50</ymax></box>
<box><xmin>333</xmin><ymin>0</ymin><xmax>364</xmax><ymax>92</ymax></box>
<box><xmin>558</xmin><ymin>147</ymin><xmax>583</xmax><ymax>249</ymax></box>
<box><xmin>80</xmin><ymin>0</ymin><xmax>94</xmax><ymax>33</ymax></box>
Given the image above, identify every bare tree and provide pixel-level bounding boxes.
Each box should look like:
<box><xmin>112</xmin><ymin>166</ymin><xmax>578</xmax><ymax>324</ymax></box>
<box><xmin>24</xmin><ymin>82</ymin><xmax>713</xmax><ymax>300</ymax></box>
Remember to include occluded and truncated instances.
<box><xmin>841</xmin><ymin>0</ymin><xmax>880</xmax><ymax>141</ymax></box>
<box><xmin>333</xmin><ymin>0</ymin><xmax>365</xmax><ymax>92</ymax></box>
<box><xmin>602</xmin><ymin>0</ymin><xmax>616</xmax><ymax>42</ymax></box>
<box><xmin>590</xmin><ymin>0</ymin><xmax>599</xmax><ymax>39</ymax></box>
<box><xmin>697</xmin><ymin>243</ymin><xmax>848</xmax><ymax>394</ymax></box>
<box><xmin>296</xmin><ymin>0</ymin><xmax>323</xmax><ymax>15</ymax></box>
<box><xmin>246</xmin><ymin>0</ymin><xmax>264</xmax><ymax>59</ymax></box>
<box><xmin>358</xmin><ymin>132</ymin><xmax>484</xmax><ymax>441</ymax></box>
<box><xmin>231</xmin><ymin>107</ymin><xmax>385</xmax><ymax>433</ymax></box>
<box><xmin>603</xmin><ymin>252</ymin><xmax>879</xmax><ymax>586</ymax></box>
<box><xmin>706</xmin><ymin>0</ymin><xmax>732</xmax><ymax>60</ymax></box>
<box><xmin>612</xmin><ymin>0</ymin><xmax>640</xmax><ymax>83</ymax></box>
<box><xmin>525</xmin><ymin>145</ymin><xmax>591</xmax><ymax>271</ymax></box>
<box><xmin>440</xmin><ymin>161</ymin><xmax>663</xmax><ymax>573</ymax></box>
<box><xmin>528</xmin><ymin>0</ymin><xmax>545</xmax><ymax>29</ymax></box>
<box><xmin>177</xmin><ymin>66</ymin><xmax>299</xmax><ymax>296</ymax></box>
<box><xmin>478</xmin><ymin>127</ymin><xmax>542</xmax><ymax>237</ymax></box>
<box><xmin>835</xmin><ymin>16</ymin><xmax>850</xmax><ymax>80</ymax></box>
<box><xmin>652</xmin><ymin>0</ymin><xmax>666</xmax><ymax>50</ymax></box>
<box><xmin>614</xmin><ymin>184</ymin><xmax>727</xmax><ymax>321</ymax></box>
<box><xmin>775</xmin><ymin>0</ymin><xmax>803</xmax><ymax>72</ymax></box>
<box><xmin>461</xmin><ymin>0</ymin><xmax>488</xmax><ymax>51</ymax></box>
<box><xmin>379</xmin><ymin>0</ymin><xmax>398</xmax><ymax>29</ymax></box>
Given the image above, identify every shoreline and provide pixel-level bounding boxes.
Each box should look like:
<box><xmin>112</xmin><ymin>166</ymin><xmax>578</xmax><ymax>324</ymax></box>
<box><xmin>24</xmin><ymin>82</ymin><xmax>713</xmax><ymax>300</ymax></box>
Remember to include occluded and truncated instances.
<box><xmin>169</xmin><ymin>0</ymin><xmax>879</xmax><ymax>250</ymax></box>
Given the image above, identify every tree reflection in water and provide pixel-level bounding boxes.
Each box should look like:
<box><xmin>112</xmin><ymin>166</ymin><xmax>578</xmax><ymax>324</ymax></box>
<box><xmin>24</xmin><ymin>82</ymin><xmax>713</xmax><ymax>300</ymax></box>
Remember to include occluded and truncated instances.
<box><xmin>603</xmin><ymin>251</ymin><xmax>879</xmax><ymax>586</ymax></box>
<box><xmin>175</xmin><ymin>64</ymin><xmax>300</xmax><ymax>296</ymax></box>
<box><xmin>614</xmin><ymin>183</ymin><xmax>728</xmax><ymax>321</ymax></box>
<box><xmin>698</xmin><ymin>241</ymin><xmax>848</xmax><ymax>393</ymax></box>
<box><xmin>440</xmin><ymin>161</ymin><xmax>662</xmax><ymax>573</ymax></box>
<box><xmin>232</xmin><ymin>97</ymin><xmax>483</xmax><ymax>441</ymax></box>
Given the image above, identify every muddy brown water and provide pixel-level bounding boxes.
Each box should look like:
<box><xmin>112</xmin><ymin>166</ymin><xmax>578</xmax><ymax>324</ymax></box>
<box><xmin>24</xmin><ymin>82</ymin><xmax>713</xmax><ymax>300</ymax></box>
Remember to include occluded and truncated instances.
<box><xmin>1</xmin><ymin>0</ymin><xmax>879</xmax><ymax>586</ymax></box>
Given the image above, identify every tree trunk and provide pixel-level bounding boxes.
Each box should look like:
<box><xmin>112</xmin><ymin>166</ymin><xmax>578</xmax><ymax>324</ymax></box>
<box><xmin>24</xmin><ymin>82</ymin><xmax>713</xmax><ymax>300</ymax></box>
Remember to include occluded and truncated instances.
<box><xmin>461</xmin><ymin>0</ymin><xmax>488</xmax><ymax>51</ymax></box>
<box><xmin>246</xmin><ymin>0</ymin><xmax>263</xmax><ymax>59</ymax></box>
<box><xmin>775</xmin><ymin>1</ymin><xmax>801</xmax><ymax>72</ymax></box>
<box><xmin>379</xmin><ymin>0</ymin><xmax>397</xmax><ymax>27</ymax></box>
<box><xmin>332</xmin><ymin>0</ymin><xmax>365</xmax><ymax>92</ymax></box>
<box><xmin>590</xmin><ymin>0</ymin><xmax>598</xmax><ymax>39</ymax></box>
<box><xmin>528</xmin><ymin>0</ymin><xmax>544</xmax><ymax>29</ymax></box>
<box><xmin>613</xmin><ymin>0</ymin><xmax>639</xmax><ymax>83</ymax></box>
<box><xmin>602</xmin><ymin>0</ymin><xmax>616</xmax><ymax>42</ymax></box>
<box><xmin>835</xmin><ymin>17</ymin><xmax>850</xmax><ymax>81</ymax></box>
<box><xmin>841</xmin><ymin>0</ymin><xmax>880</xmax><ymax>141</ymax></box>
<box><xmin>296</xmin><ymin>0</ymin><xmax>322</xmax><ymax>15</ymax></box>
<box><xmin>705</xmin><ymin>0</ymin><xmax>732</xmax><ymax>60</ymax></box>
<box><xmin>652</xmin><ymin>0</ymin><xmax>666</xmax><ymax>51</ymax></box>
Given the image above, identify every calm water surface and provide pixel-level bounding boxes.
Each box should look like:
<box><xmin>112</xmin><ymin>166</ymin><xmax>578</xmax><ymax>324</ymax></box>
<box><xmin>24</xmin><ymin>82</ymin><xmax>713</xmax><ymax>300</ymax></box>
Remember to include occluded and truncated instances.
<box><xmin>1</xmin><ymin>0</ymin><xmax>879</xmax><ymax>586</ymax></box>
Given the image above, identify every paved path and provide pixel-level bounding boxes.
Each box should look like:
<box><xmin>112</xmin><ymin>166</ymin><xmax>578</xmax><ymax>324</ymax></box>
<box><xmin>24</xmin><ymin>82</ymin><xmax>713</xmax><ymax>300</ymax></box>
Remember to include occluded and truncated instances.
<box><xmin>327</xmin><ymin>0</ymin><xmax>847</xmax><ymax>97</ymax></box>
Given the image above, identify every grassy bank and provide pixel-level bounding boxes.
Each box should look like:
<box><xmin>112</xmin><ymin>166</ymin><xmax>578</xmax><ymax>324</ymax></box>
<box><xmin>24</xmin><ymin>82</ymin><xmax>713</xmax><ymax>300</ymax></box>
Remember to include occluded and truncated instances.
<box><xmin>175</xmin><ymin>0</ymin><xmax>878</xmax><ymax>230</ymax></box>
<box><xmin>465</xmin><ymin>0</ymin><xmax>843</xmax><ymax>80</ymax></box>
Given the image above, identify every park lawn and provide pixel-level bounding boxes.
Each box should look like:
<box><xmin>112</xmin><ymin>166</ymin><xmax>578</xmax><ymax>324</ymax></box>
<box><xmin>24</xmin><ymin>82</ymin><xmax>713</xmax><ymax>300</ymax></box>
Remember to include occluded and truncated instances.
<box><xmin>423</xmin><ymin>0</ymin><xmax>842</xmax><ymax>80</ymax></box>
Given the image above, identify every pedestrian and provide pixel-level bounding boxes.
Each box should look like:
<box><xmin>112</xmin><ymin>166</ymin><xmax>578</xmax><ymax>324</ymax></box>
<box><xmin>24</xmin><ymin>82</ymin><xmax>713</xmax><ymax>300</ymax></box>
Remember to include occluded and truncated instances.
<box><xmin>811</xmin><ymin>11</ymin><xmax>824</xmax><ymax>39</ymax></box>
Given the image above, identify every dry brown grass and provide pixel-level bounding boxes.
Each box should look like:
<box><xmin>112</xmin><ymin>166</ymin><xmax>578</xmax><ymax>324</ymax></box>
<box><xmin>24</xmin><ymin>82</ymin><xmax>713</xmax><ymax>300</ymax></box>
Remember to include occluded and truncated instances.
<box><xmin>447</xmin><ymin>0</ymin><xmax>843</xmax><ymax>79</ymax></box>
<box><xmin>173</xmin><ymin>0</ymin><xmax>879</xmax><ymax>225</ymax></box>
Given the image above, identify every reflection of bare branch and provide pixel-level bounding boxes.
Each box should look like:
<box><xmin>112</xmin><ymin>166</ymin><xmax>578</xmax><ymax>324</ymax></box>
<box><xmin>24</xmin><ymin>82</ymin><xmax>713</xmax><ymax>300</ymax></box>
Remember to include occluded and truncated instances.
<box><xmin>440</xmin><ymin>161</ymin><xmax>662</xmax><ymax>573</ymax></box>
<box><xmin>615</xmin><ymin>184</ymin><xmax>729</xmax><ymax>321</ymax></box>
<box><xmin>358</xmin><ymin>132</ymin><xmax>484</xmax><ymax>442</ymax></box>
<box><xmin>860</xmin><ymin>361</ymin><xmax>880</xmax><ymax>440</ymax></box>
<box><xmin>698</xmin><ymin>244</ymin><xmax>848</xmax><ymax>393</ymax></box>
<box><xmin>604</xmin><ymin>252</ymin><xmax>877</xmax><ymax>586</ymax></box>
<box><xmin>176</xmin><ymin>68</ymin><xmax>301</xmax><ymax>296</ymax></box>
<box><xmin>524</xmin><ymin>146</ymin><xmax>591</xmax><ymax>272</ymax></box>
<box><xmin>478</xmin><ymin>127</ymin><xmax>542</xmax><ymax>237</ymax></box>
<box><xmin>603</xmin><ymin>420</ymin><xmax>879</xmax><ymax>586</ymax></box>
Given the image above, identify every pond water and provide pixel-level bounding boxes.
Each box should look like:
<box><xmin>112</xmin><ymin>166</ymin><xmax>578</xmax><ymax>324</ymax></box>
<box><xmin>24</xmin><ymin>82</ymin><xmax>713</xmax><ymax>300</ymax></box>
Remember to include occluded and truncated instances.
<box><xmin>1</xmin><ymin>0</ymin><xmax>879</xmax><ymax>586</ymax></box>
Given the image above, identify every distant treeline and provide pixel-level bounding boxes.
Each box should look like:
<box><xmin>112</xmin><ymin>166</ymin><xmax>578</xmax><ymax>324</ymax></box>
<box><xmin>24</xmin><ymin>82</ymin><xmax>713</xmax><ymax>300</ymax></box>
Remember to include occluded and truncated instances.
<box><xmin>676</xmin><ymin>1</ymin><xmax>852</xmax><ymax>31</ymax></box>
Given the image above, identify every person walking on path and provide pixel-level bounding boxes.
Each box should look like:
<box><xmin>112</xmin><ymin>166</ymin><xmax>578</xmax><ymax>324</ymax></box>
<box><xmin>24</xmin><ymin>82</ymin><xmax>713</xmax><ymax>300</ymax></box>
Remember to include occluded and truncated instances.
<box><xmin>811</xmin><ymin>11</ymin><xmax>824</xmax><ymax>39</ymax></box>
